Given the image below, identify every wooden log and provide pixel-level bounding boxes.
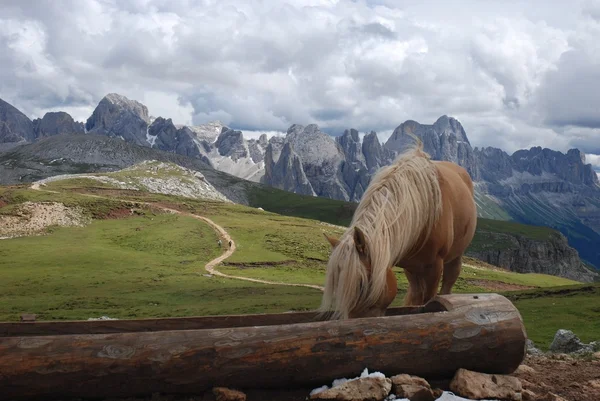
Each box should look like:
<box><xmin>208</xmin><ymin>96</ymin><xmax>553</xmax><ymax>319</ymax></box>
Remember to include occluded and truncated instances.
<box><xmin>0</xmin><ymin>306</ymin><xmax>425</xmax><ymax>337</ymax></box>
<box><xmin>0</xmin><ymin>293</ymin><xmax>527</xmax><ymax>401</ymax></box>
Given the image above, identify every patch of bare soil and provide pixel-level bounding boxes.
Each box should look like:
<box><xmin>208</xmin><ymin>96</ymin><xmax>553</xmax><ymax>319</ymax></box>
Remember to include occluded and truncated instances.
<box><xmin>0</xmin><ymin>202</ymin><xmax>90</xmax><ymax>239</ymax></box>
<box><xmin>466</xmin><ymin>279</ymin><xmax>536</xmax><ymax>291</ymax></box>
<box><xmin>102</xmin><ymin>207</ymin><xmax>134</xmax><ymax>219</ymax></box>
<box><xmin>513</xmin><ymin>354</ymin><xmax>600</xmax><ymax>401</ymax></box>
<box><xmin>0</xmin><ymin>199</ymin><xmax>8</xmax><ymax>208</ymax></box>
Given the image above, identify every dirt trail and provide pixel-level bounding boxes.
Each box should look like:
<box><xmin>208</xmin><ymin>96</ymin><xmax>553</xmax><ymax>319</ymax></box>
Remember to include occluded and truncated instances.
<box><xmin>30</xmin><ymin>183</ymin><xmax>324</xmax><ymax>292</ymax></box>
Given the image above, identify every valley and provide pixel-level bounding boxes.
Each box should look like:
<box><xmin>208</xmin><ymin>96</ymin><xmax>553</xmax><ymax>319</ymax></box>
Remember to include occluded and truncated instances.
<box><xmin>0</xmin><ymin>165</ymin><xmax>598</xmax><ymax>351</ymax></box>
<box><xmin>2</xmin><ymin>93</ymin><xmax>600</xmax><ymax>272</ymax></box>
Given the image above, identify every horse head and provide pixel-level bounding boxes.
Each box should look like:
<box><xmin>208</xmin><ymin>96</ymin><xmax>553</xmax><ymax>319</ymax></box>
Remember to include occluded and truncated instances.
<box><xmin>322</xmin><ymin>227</ymin><xmax>397</xmax><ymax>319</ymax></box>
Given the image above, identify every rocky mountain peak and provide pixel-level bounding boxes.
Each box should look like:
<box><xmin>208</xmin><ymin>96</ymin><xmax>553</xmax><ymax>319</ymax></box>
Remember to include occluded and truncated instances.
<box><xmin>385</xmin><ymin>116</ymin><xmax>479</xmax><ymax>179</ymax></box>
<box><xmin>286</xmin><ymin>124</ymin><xmax>344</xmax><ymax>167</ymax></box>
<box><xmin>433</xmin><ymin>115</ymin><xmax>470</xmax><ymax>144</ymax></box>
<box><xmin>263</xmin><ymin>141</ymin><xmax>315</xmax><ymax>197</ymax></box>
<box><xmin>0</xmin><ymin>97</ymin><xmax>35</xmax><ymax>143</ymax></box>
<box><xmin>179</xmin><ymin>121</ymin><xmax>225</xmax><ymax>143</ymax></box>
<box><xmin>85</xmin><ymin>93</ymin><xmax>150</xmax><ymax>146</ymax></box>
<box><xmin>32</xmin><ymin>112</ymin><xmax>85</xmax><ymax>138</ymax></box>
<box><xmin>215</xmin><ymin>128</ymin><xmax>248</xmax><ymax>161</ymax></box>
<box><xmin>102</xmin><ymin>93</ymin><xmax>150</xmax><ymax>123</ymax></box>
<box><xmin>510</xmin><ymin>146</ymin><xmax>599</xmax><ymax>186</ymax></box>
<box><xmin>337</xmin><ymin>128</ymin><xmax>365</xmax><ymax>167</ymax></box>
<box><xmin>362</xmin><ymin>131</ymin><xmax>395</xmax><ymax>172</ymax></box>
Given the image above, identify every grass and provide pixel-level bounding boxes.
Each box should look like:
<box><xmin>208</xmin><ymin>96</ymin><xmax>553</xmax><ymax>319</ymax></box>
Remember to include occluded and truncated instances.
<box><xmin>0</xmin><ymin>210</ymin><xmax>325</xmax><ymax>321</ymax></box>
<box><xmin>507</xmin><ymin>284</ymin><xmax>600</xmax><ymax>350</ymax></box>
<box><xmin>247</xmin><ymin>185</ymin><xmax>357</xmax><ymax>227</ymax></box>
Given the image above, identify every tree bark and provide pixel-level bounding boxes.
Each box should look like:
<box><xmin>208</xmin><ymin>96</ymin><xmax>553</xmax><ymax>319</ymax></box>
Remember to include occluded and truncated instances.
<box><xmin>0</xmin><ymin>293</ymin><xmax>526</xmax><ymax>400</ymax></box>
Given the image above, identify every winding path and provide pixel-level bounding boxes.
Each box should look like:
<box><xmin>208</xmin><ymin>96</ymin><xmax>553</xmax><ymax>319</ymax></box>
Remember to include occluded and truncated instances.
<box><xmin>30</xmin><ymin>183</ymin><xmax>324</xmax><ymax>291</ymax></box>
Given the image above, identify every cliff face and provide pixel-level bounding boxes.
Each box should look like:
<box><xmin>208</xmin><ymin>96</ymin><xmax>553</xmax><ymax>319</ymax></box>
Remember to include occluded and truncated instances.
<box><xmin>466</xmin><ymin>223</ymin><xmax>599</xmax><ymax>283</ymax></box>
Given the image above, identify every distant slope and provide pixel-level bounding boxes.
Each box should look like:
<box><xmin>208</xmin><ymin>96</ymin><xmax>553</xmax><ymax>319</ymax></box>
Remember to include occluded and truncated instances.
<box><xmin>0</xmin><ymin>134</ymin><xmax>265</xmax><ymax>205</ymax></box>
<box><xmin>0</xmin><ymin>134</ymin><xmax>357</xmax><ymax>226</ymax></box>
<box><xmin>0</xmin><ymin>133</ymin><xmax>596</xmax><ymax>282</ymax></box>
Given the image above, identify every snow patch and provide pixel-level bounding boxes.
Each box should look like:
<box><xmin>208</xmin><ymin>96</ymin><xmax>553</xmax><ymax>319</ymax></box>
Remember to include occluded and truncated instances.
<box><xmin>146</xmin><ymin>126</ymin><xmax>157</xmax><ymax>147</ymax></box>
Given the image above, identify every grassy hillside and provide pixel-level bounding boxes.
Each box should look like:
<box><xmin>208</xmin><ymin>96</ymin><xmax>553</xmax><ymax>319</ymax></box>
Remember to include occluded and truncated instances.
<box><xmin>507</xmin><ymin>284</ymin><xmax>600</xmax><ymax>350</ymax></box>
<box><xmin>1</xmin><ymin>181</ymin><xmax>595</xmax><ymax>351</ymax></box>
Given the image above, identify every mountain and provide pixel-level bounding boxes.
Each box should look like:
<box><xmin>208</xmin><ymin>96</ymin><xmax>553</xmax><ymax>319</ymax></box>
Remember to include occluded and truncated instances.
<box><xmin>0</xmin><ymin>133</ymin><xmax>597</xmax><ymax>282</ymax></box>
<box><xmin>1</xmin><ymin>94</ymin><xmax>599</xmax><ymax>271</ymax></box>
<box><xmin>0</xmin><ymin>98</ymin><xmax>35</xmax><ymax>150</ymax></box>
<box><xmin>385</xmin><ymin>115</ymin><xmax>478</xmax><ymax>179</ymax></box>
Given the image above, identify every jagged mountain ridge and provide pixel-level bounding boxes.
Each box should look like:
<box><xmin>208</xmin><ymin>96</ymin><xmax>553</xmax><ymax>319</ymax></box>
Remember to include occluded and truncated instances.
<box><xmin>1</xmin><ymin>93</ymin><xmax>599</xmax><ymax>269</ymax></box>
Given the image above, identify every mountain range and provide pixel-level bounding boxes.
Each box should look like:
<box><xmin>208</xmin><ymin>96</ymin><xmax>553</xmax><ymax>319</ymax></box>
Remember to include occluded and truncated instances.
<box><xmin>1</xmin><ymin>93</ymin><xmax>599</xmax><ymax>270</ymax></box>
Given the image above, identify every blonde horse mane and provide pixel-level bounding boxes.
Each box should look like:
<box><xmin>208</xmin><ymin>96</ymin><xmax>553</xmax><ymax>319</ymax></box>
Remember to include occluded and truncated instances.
<box><xmin>319</xmin><ymin>135</ymin><xmax>442</xmax><ymax>319</ymax></box>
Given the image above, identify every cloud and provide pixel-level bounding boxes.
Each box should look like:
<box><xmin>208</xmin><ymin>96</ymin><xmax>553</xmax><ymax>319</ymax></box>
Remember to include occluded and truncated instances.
<box><xmin>586</xmin><ymin>154</ymin><xmax>600</xmax><ymax>168</ymax></box>
<box><xmin>0</xmin><ymin>0</ymin><xmax>598</xmax><ymax>155</ymax></box>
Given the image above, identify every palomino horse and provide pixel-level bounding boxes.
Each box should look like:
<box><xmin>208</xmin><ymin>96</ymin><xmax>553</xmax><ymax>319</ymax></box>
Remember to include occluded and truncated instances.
<box><xmin>320</xmin><ymin>136</ymin><xmax>477</xmax><ymax>319</ymax></box>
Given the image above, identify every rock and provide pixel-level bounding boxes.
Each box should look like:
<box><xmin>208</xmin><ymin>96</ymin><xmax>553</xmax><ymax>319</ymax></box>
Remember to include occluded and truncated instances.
<box><xmin>465</xmin><ymin>230</ymin><xmax>598</xmax><ymax>283</ymax></box>
<box><xmin>537</xmin><ymin>392</ymin><xmax>568</xmax><ymax>401</ymax></box>
<box><xmin>285</xmin><ymin>124</ymin><xmax>349</xmax><ymax>200</ymax></box>
<box><xmin>32</xmin><ymin>111</ymin><xmax>85</xmax><ymax>138</ymax></box>
<box><xmin>310</xmin><ymin>377</ymin><xmax>392</xmax><ymax>401</ymax></box>
<box><xmin>390</xmin><ymin>374</ymin><xmax>436</xmax><ymax>401</ymax></box>
<box><xmin>521</xmin><ymin>389</ymin><xmax>537</xmax><ymax>401</ymax></box>
<box><xmin>549</xmin><ymin>329</ymin><xmax>594</xmax><ymax>354</ymax></box>
<box><xmin>449</xmin><ymin>368</ymin><xmax>522</xmax><ymax>401</ymax></box>
<box><xmin>362</xmin><ymin>131</ymin><xmax>395</xmax><ymax>173</ymax></box>
<box><xmin>526</xmin><ymin>339</ymin><xmax>544</xmax><ymax>356</ymax></box>
<box><xmin>594</xmin><ymin>351</ymin><xmax>600</xmax><ymax>360</ymax></box>
<box><xmin>212</xmin><ymin>386</ymin><xmax>246</xmax><ymax>401</ymax></box>
<box><xmin>85</xmin><ymin>93</ymin><xmax>150</xmax><ymax>146</ymax></box>
<box><xmin>263</xmin><ymin>142</ymin><xmax>316</xmax><ymax>196</ymax></box>
<box><xmin>587</xmin><ymin>379</ymin><xmax>600</xmax><ymax>389</ymax></box>
<box><xmin>385</xmin><ymin>115</ymin><xmax>479</xmax><ymax>180</ymax></box>
<box><xmin>515</xmin><ymin>364</ymin><xmax>536</xmax><ymax>375</ymax></box>
<box><xmin>215</xmin><ymin>129</ymin><xmax>248</xmax><ymax>161</ymax></box>
<box><xmin>182</xmin><ymin>120</ymin><xmax>224</xmax><ymax>143</ymax></box>
<box><xmin>0</xmin><ymin>97</ymin><xmax>35</xmax><ymax>143</ymax></box>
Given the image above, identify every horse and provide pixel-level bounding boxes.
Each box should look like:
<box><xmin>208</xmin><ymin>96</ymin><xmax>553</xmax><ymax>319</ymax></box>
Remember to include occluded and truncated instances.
<box><xmin>319</xmin><ymin>136</ymin><xmax>477</xmax><ymax>320</ymax></box>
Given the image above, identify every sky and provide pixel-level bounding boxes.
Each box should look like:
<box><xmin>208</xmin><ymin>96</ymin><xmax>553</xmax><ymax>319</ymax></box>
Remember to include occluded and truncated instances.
<box><xmin>1</xmin><ymin>0</ymin><xmax>600</xmax><ymax>169</ymax></box>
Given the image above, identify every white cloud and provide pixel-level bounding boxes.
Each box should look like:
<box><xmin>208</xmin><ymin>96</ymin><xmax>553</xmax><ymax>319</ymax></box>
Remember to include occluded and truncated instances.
<box><xmin>585</xmin><ymin>154</ymin><xmax>600</xmax><ymax>168</ymax></box>
<box><xmin>0</xmin><ymin>0</ymin><xmax>598</xmax><ymax>155</ymax></box>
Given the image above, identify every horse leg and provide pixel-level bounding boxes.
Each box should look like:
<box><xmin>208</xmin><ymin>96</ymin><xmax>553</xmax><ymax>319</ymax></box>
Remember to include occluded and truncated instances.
<box><xmin>403</xmin><ymin>269</ymin><xmax>425</xmax><ymax>306</ymax></box>
<box><xmin>440</xmin><ymin>255</ymin><xmax>462</xmax><ymax>295</ymax></box>
<box><xmin>422</xmin><ymin>257</ymin><xmax>444</xmax><ymax>304</ymax></box>
<box><xmin>404</xmin><ymin>258</ymin><xmax>443</xmax><ymax>306</ymax></box>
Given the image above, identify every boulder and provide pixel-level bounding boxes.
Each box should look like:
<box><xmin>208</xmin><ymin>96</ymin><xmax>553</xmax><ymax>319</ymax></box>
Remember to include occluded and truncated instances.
<box><xmin>449</xmin><ymin>368</ymin><xmax>522</xmax><ymax>401</ymax></box>
<box><xmin>390</xmin><ymin>374</ymin><xmax>436</xmax><ymax>401</ymax></box>
<box><xmin>521</xmin><ymin>389</ymin><xmax>537</xmax><ymax>401</ymax></box>
<box><xmin>549</xmin><ymin>329</ymin><xmax>594</xmax><ymax>354</ymax></box>
<box><xmin>515</xmin><ymin>365</ymin><xmax>536</xmax><ymax>375</ymax></box>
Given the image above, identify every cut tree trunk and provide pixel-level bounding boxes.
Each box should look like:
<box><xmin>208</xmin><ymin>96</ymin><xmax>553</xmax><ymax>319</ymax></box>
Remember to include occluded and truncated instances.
<box><xmin>0</xmin><ymin>293</ymin><xmax>527</xmax><ymax>400</ymax></box>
